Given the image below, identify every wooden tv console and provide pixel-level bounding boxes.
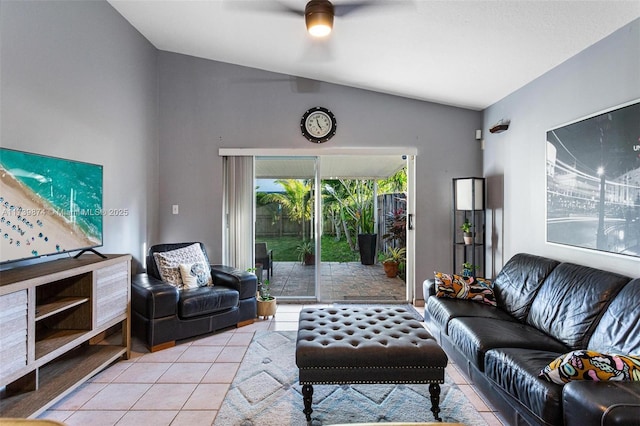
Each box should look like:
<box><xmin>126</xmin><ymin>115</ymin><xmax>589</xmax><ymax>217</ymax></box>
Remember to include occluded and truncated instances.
<box><xmin>0</xmin><ymin>254</ymin><xmax>131</xmax><ymax>418</ymax></box>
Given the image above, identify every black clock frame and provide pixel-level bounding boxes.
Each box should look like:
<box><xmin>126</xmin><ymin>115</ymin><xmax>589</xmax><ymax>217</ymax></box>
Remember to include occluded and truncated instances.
<box><xmin>300</xmin><ymin>106</ymin><xmax>337</xmax><ymax>143</ymax></box>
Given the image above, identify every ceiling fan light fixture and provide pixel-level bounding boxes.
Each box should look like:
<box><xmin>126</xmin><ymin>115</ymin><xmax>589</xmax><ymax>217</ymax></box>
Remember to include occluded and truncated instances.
<box><xmin>307</xmin><ymin>21</ymin><xmax>332</xmax><ymax>37</ymax></box>
<box><xmin>305</xmin><ymin>0</ymin><xmax>334</xmax><ymax>37</ymax></box>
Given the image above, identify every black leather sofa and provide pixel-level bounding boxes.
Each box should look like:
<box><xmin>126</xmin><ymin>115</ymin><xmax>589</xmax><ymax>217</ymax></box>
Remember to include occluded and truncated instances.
<box><xmin>423</xmin><ymin>253</ymin><xmax>640</xmax><ymax>426</ymax></box>
<box><xmin>132</xmin><ymin>242</ymin><xmax>257</xmax><ymax>351</ymax></box>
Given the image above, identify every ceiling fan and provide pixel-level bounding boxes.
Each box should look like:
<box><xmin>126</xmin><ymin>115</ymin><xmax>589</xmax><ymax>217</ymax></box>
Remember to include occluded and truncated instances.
<box><xmin>230</xmin><ymin>0</ymin><xmax>410</xmax><ymax>37</ymax></box>
<box><xmin>305</xmin><ymin>0</ymin><xmax>393</xmax><ymax>37</ymax></box>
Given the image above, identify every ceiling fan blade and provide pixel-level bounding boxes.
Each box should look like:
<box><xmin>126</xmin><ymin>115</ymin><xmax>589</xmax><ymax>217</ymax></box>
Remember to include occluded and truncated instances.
<box><xmin>333</xmin><ymin>1</ymin><xmax>372</xmax><ymax>17</ymax></box>
<box><xmin>224</xmin><ymin>0</ymin><xmax>303</xmax><ymax>17</ymax></box>
<box><xmin>291</xmin><ymin>76</ymin><xmax>322</xmax><ymax>93</ymax></box>
<box><xmin>334</xmin><ymin>0</ymin><xmax>414</xmax><ymax>17</ymax></box>
<box><xmin>224</xmin><ymin>76</ymin><xmax>320</xmax><ymax>93</ymax></box>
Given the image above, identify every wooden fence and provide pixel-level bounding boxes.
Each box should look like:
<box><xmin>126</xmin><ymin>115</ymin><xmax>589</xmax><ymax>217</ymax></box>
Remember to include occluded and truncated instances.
<box><xmin>256</xmin><ymin>193</ymin><xmax>406</xmax><ymax>244</ymax></box>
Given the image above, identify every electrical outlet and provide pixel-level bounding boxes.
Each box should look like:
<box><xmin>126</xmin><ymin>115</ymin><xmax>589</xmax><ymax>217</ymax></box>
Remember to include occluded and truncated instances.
<box><xmin>172</xmin><ymin>204</ymin><xmax>179</xmax><ymax>215</ymax></box>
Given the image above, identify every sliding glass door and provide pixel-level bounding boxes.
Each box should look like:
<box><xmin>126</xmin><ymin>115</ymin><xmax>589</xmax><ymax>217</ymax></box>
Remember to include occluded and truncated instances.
<box><xmin>253</xmin><ymin>154</ymin><xmax>412</xmax><ymax>303</ymax></box>
<box><xmin>318</xmin><ymin>156</ymin><xmax>410</xmax><ymax>302</ymax></box>
<box><xmin>255</xmin><ymin>157</ymin><xmax>317</xmax><ymax>300</ymax></box>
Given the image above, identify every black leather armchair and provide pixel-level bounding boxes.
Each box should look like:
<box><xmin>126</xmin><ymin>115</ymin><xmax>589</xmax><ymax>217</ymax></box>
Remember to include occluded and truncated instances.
<box><xmin>131</xmin><ymin>242</ymin><xmax>257</xmax><ymax>351</ymax></box>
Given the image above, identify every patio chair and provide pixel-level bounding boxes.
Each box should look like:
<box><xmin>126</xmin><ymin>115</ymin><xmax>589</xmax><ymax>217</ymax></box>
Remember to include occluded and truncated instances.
<box><xmin>255</xmin><ymin>242</ymin><xmax>273</xmax><ymax>280</ymax></box>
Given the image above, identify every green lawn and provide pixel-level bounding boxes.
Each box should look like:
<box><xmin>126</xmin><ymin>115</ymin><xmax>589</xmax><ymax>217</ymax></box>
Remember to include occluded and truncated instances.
<box><xmin>256</xmin><ymin>235</ymin><xmax>360</xmax><ymax>262</ymax></box>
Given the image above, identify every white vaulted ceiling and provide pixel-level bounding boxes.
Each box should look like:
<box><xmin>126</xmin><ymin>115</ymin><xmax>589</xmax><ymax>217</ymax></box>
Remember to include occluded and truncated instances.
<box><xmin>108</xmin><ymin>0</ymin><xmax>640</xmax><ymax>111</ymax></box>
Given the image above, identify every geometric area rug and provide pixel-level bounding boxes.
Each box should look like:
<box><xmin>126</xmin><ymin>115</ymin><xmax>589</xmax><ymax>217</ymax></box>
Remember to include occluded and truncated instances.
<box><xmin>214</xmin><ymin>330</ymin><xmax>489</xmax><ymax>425</ymax></box>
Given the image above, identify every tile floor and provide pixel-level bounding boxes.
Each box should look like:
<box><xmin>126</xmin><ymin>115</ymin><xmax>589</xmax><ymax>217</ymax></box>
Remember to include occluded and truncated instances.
<box><xmin>39</xmin><ymin>304</ymin><xmax>507</xmax><ymax>426</ymax></box>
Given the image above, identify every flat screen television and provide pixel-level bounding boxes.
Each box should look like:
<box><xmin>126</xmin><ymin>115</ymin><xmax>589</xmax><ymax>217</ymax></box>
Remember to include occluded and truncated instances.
<box><xmin>0</xmin><ymin>148</ymin><xmax>103</xmax><ymax>264</ymax></box>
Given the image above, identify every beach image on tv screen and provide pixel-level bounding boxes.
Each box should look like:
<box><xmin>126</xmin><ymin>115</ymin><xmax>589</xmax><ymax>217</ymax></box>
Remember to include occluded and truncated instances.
<box><xmin>0</xmin><ymin>148</ymin><xmax>103</xmax><ymax>263</ymax></box>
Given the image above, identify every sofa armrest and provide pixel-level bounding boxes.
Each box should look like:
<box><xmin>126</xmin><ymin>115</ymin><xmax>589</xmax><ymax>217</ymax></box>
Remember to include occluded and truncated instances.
<box><xmin>423</xmin><ymin>278</ymin><xmax>437</xmax><ymax>299</ymax></box>
<box><xmin>211</xmin><ymin>265</ymin><xmax>258</xmax><ymax>300</ymax></box>
<box><xmin>563</xmin><ymin>381</ymin><xmax>640</xmax><ymax>426</ymax></box>
<box><xmin>132</xmin><ymin>273</ymin><xmax>179</xmax><ymax>319</ymax></box>
<box><xmin>602</xmin><ymin>403</ymin><xmax>640</xmax><ymax>426</ymax></box>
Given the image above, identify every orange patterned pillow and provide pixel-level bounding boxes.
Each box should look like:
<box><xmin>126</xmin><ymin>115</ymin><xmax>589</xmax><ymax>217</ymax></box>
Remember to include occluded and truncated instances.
<box><xmin>540</xmin><ymin>350</ymin><xmax>640</xmax><ymax>385</ymax></box>
<box><xmin>434</xmin><ymin>271</ymin><xmax>496</xmax><ymax>306</ymax></box>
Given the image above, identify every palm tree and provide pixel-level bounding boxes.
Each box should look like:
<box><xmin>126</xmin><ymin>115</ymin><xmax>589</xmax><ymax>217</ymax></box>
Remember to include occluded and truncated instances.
<box><xmin>262</xmin><ymin>179</ymin><xmax>313</xmax><ymax>240</ymax></box>
<box><xmin>323</xmin><ymin>180</ymin><xmax>354</xmax><ymax>249</ymax></box>
<box><xmin>321</xmin><ymin>189</ymin><xmax>342</xmax><ymax>241</ymax></box>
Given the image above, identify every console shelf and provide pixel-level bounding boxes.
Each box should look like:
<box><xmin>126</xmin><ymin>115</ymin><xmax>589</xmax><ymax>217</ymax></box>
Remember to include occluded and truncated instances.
<box><xmin>35</xmin><ymin>329</ymin><xmax>89</xmax><ymax>360</ymax></box>
<box><xmin>36</xmin><ymin>297</ymin><xmax>90</xmax><ymax>321</ymax></box>
<box><xmin>0</xmin><ymin>344</ymin><xmax>126</xmax><ymax>418</ymax></box>
<box><xmin>0</xmin><ymin>254</ymin><xmax>131</xmax><ymax>418</ymax></box>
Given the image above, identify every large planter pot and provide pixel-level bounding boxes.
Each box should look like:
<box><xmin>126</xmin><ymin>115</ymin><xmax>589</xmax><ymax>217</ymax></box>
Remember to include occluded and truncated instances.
<box><xmin>303</xmin><ymin>254</ymin><xmax>315</xmax><ymax>266</ymax></box>
<box><xmin>382</xmin><ymin>261</ymin><xmax>399</xmax><ymax>278</ymax></box>
<box><xmin>257</xmin><ymin>297</ymin><xmax>277</xmax><ymax>319</ymax></box>
<box><xmin>358</xmin><ymin>233</ymin><xmax>377</xmax><ymax>265</ymax></box>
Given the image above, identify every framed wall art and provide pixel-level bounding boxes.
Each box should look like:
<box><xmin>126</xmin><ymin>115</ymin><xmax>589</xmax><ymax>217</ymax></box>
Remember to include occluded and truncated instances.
<box><xmin>546</xmin><ymin>100</ymin><xmax>640</xmax><ymax>258</ymax></box>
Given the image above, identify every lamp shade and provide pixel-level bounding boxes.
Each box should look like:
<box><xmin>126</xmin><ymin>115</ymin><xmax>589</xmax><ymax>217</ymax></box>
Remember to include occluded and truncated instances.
<box><xmin>455</xmin><ymin>178</ymin><xmax>484</xmax><ymax>210</ymax></box>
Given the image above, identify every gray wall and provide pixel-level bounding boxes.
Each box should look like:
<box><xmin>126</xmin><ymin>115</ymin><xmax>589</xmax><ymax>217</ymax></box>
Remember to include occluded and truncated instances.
<box><xmin>157</xmin><ymin>52</ymin><xmax>483</xmax><ymax>296</ymax></box>
<box><xmin>0</xmin><ymin>0</ymin><xmax>159</xmax><ymax>272</ymax></box>
<box><xmin>4</xmin><ymin>1</ymin><xmax>634</xmax><ymax>291</ymax></box>
<box><xmin>483</xmin><ymin>19</ymin><xmax>640</xmax><ymax>278</ymax></box>
<box><xmin>1</xmin><ymin>0</ymin><xmax>482</xmax><ymax>296</ymax></box>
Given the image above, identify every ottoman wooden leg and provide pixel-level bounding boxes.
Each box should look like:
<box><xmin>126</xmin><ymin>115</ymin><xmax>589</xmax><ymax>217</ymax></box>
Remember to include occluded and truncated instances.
<box><xmin>429</xmin><ymin>383</ymin><xmax>442</xmax><ymax>422</ymax></box>
<box><xmin>302</xmin><ymin>384</ymin><xmax>314</xmax><ymax>422</ymax></box>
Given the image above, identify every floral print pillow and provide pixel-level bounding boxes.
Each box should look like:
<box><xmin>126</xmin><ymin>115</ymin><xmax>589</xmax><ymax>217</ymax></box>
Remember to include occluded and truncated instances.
<box><xmin>434</xmin><ymin>271</ymin><xmax>496</xmax><ymax>306</ymax></box>
<box><xmin>540</xmin><ymin>350</ymin><xmax>640</xmax><ymax>385</ymax></box>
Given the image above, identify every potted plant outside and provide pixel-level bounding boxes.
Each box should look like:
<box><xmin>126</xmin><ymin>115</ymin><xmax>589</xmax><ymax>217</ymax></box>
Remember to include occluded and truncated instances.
<box><xmin>296</xmin><ymin>240</ymin><xmax>315</xmax><ymax>266</ymax></box>
<box><xmin>357</xmin><ymin>207</ymin><xmax>377</xmax><ymax>265</ymax></box>
<box><xmin>461</xmin><ymin>219</ymin><xmax>473</xmax><ymax>245</ymax></box>
<box><xmin>379</xmin><ymin>247</ymin><xmax>406</xmax><ymax>278</ymax></box>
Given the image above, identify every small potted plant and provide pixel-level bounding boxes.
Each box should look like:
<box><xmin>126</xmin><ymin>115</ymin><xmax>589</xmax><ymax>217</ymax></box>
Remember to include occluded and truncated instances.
<box><xmin>379</xmin><ymin>247</ymin><xmax>406</xmax><ymax>278</ymax></box>
<box><xmin>461</xmin><ymin>262</ymin><xmax>479</xmax><ymax>277</ymax></box>
<box><xmin>296</xmin><ymin>240</ymin><xmax>315</xmax><ymax>266</ymax></box>
<box><xmin>256</xmin><ymin>279</ymin><xmax>277</xmax><ymax>319</ymax></box>
<box><xmin>461</xmin><ymin>219</ymin><xmax>473</xmax><ymax>245</ymax></box>
<box><xmin>248</xmin><ymin>267</ymin><xmax>277</xmax><ymax>319</ymax></box>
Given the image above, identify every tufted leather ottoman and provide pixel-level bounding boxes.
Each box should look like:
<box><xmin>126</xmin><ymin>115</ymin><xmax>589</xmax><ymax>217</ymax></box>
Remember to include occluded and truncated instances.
<box><xmin>296</xmin><ymin>306</ymin><xmax>448</xmax><ymax>423</ymax></box>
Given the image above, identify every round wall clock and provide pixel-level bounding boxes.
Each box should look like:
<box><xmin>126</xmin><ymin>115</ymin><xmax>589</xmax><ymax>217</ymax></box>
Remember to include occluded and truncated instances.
<box><xmin>300</xmin><ymin>106</ymin><xmax>337</xmax><ymax>143</ymax></box>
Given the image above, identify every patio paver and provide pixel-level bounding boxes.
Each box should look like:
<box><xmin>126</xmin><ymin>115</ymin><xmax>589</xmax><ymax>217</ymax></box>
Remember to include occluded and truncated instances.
<box><xmin>266</xmin><ymin>261</ymin><xmax>406</xmax><ymax>302</ymax></box>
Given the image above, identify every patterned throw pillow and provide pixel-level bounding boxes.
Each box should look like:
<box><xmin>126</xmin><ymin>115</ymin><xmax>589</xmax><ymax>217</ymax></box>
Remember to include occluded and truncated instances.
<box><xmin>434</xmin><ymin>271</ymin><xmax>496</xmax><ymax>306</ymax></box>
<box><xmin>153</xmin><ymin>243</ymin><xmax>212</xmax><ymax>289</ymax></box>
<box><xmin>179</xmin><ymin>262</ymin><xmax>213</xmax><ymax>289</ymax></box>
<box><xmin>539</xmin><ymin>350</ymin><xmax>640</xmax><ymax>385</ymax></box>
